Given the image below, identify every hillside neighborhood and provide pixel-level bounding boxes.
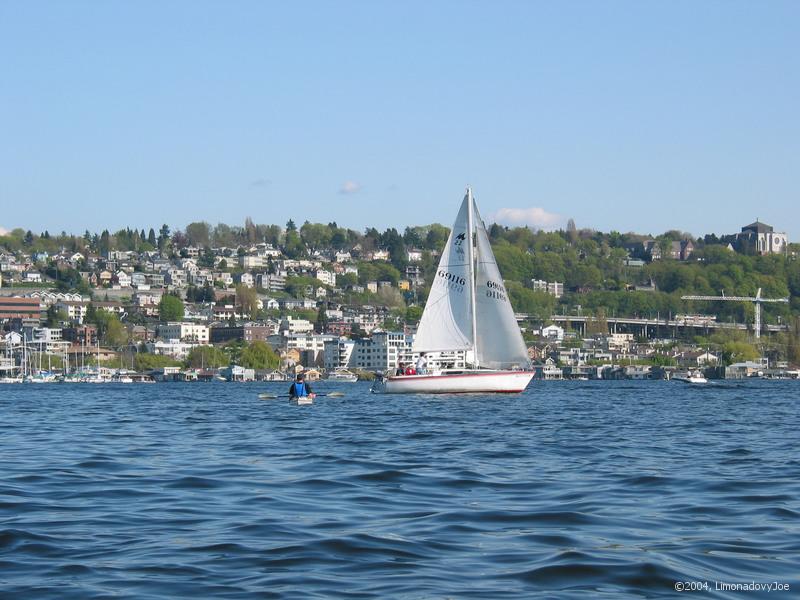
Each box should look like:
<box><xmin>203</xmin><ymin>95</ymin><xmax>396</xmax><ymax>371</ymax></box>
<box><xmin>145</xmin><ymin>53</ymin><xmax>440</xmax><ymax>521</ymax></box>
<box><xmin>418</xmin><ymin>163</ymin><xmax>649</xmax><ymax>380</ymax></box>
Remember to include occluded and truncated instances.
<box><xmin>1</xmin><ymin>218</ymin><xmax>798</xmax><ymax>382</ymax></box>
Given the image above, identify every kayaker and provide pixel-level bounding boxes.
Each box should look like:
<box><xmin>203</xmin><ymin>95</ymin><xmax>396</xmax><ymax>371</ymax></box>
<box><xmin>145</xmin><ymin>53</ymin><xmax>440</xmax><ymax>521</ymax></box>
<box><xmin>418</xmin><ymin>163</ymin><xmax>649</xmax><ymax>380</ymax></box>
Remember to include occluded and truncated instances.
<box><xmin>289</xmin><ymin>373</ymin><xmax>314</xmax><ymax>399</ymax></box>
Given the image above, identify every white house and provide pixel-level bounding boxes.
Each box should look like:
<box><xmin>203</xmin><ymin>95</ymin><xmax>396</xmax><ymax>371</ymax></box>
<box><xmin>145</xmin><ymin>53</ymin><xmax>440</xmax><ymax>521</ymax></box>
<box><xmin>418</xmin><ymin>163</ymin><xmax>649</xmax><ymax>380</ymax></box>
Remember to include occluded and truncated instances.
<box><xmin>313</xmin><ymin>269</ymin><xmax>335</xmax><ymax>286</ymax></box>
<box><xmin>115</xmin><ymin>270</ymin><xmax>131</xmax><ymax>288</ymax></box>
<box><xmin>259</xmin><ymin>297</ymin><xmax>280</xmax><ymax>310</ymax></box>
<box><xmin>406</xmin><ymin>248</ymin><xmax>423</xmax><ymax>262</ymax></box>
<box><xmin>22</xmin><ymin>271</ymin><xmax>42</xmax><ymax>283</ymax></box>
<box><xmin>541</xmin><ymin>324</ymin><xmax>564</xmax><ymax>341</ymax></box>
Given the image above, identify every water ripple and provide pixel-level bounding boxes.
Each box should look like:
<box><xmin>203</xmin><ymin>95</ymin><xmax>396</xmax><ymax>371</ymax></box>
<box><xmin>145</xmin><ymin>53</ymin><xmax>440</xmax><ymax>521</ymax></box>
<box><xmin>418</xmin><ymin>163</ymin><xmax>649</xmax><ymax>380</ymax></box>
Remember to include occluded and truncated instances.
<box><xmin>1</xmin><ymin>380</ymin><xmax>798</xmax><ymax>597</ymax></box>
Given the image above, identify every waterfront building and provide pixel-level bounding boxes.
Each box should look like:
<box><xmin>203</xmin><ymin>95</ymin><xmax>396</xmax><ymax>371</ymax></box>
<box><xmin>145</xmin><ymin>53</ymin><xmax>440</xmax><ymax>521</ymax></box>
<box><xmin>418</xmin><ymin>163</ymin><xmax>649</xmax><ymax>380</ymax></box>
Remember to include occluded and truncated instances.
<box><xmin>0</xmin><ymin>297</ymin><xmax>42</xmax><ymax>322</ymax></box>
<box><xmin>323</xmin><ymin>338</ymin><xmax>355</xmax><ymax>370</ymax></box>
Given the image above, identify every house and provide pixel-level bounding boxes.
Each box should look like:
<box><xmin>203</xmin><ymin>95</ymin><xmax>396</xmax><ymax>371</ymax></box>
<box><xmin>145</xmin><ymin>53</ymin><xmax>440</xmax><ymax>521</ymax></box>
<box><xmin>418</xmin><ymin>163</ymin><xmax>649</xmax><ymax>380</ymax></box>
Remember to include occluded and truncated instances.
<box><xmin>147</xmin><ymin>273</ymin><xmax>166</xmax><ymax>287</ymax></box>
<box><xmin>22</xmin><ymin>271</ymin><xmax>42</xmax><ymax>283</ymax></box>
<box><xmin>533</xmin><ymin>358</ymin><xmax>563</xmax><ymax>380</ymax></box>
<box><xmin>540</xmin><ymin>324</ymin><xmax>564</xmax><ymax>341</ymax></box>
<box><xmin>132</xmin><ymin>292</ymin><xmax>162</xmax><ymax>317</ymax></box>
<box><xmin>313</xmin><ymin>269</ymin><xmax>335</xmax><ymax>286</ymax></box>
<box><xmin>146</xmin><ymin>340</ymin><xmax>198</xmax><ymax>360</ymax></box>
<box><xmin>259</xmin><ymin>297</ymin><xmax>279</xmax><ymax>311</ymax></box>
<box><xmin>214</xmin><ymin>272</ymin><xmax>234</xmax><ymax>287</ymax></box>
<box><xmin>221</xmin><ymin>365</ymin><xmax>256</xmax><ymax>382</ymax></box>
<box><xmin>366</xmin><ymin>281</ymin><xmax>378</xmax><ymax>293</ymax></box>
<box><xmin>93</xmin><ymin>301</ymin><xmax>126</xmax><ymax>316</ymax></box>
<box><xmin>279</xmin><ymin>298</ymin><xmax>316</xmax><ymax>311</ymax></box>
<box><xmin>669</xmin><ymin>240</ymin><xmax>695</xmax><ymax>261</ymax></box>
<box><xmin>114</xmin><ymin>270</ymin><xmax>131</xmax><ymax>288</ymax></box>
<box><xmin>234</xmin><ymin>272</ymin><xmax>255</xmax><ymax>287</ymax></box>
<box><xmin>334</xmin><ymin>251</ymin><xmax>352</xmax><ymax>263</ymax></box>
<box><xmin>131</xmin><ymin>272</ymin><xmax>148</xmax><ymax>287</ymax></box>
<box><xmin>367</xmin><ymin>249</ymin><xmax>390</xmax><ymax>261</ymax></box>
<box><xmin>406</xmin><ymin>248</ymin><xmax>423</xmax><ymax>262</ymax></box>
<box><xmin>681</xmin><ymin>350</ymin><xmax>720</xmax><ymax>367</ymax></box>
<box><xmin>164</xmin><ymin>269</ymin><xmax>187</xmax><ymax>287</ymax></box>
<box><xmin>98</xmin><ymin>271</ymin><xmax>113</xmax><ymax>286</ymax></box>
<box><xmin>405</xmin><ymin>265</ymin><xmax>424</xmax><ymax>286</ymax></box>
<box><xmin>55</xmin><ymin>300</ymin><xmax>89</xmax><ymax>323</ymax></box>
<box><xmin>725</xmin><ymin>360</ymin><xmax>767</xmax><ymax>379</ymax></box>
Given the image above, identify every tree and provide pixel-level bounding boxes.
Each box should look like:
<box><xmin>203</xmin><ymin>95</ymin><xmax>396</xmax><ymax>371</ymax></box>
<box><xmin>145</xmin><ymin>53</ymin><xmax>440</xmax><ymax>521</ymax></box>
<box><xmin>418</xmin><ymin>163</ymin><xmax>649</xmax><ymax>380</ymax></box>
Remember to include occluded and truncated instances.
<box><xmin>240</xmin><ymin>341</ymin><xmax>280</xmax><ymax>370</ymax></box>
<box><xmin>300</xmin><ymin>222</ymin><xmax>332</xmax><ymax>254</ymax></box>
<box><xmin>158</xmin><ymin>224</ymin><xmax>171</xmax><ymax>250</ymax></box>
<box><xmin>148</xmin><ymin>228</ymin><xmax>157</xmax><ymax>246</ymax></box>
<box><xmin>235</xmin><ymin>284</ymin><xmax>259</xmax><ymax>319</ymax></box>
<box><xmin>198</xmin><ymin>246</ymin><xmax>216</xmax><ymax>268</ymax></box>
<box><xmin>376</xmin><ymin>286</ymin><xmax>405</xmax><ymax>309</ymax></box>
<box><xmin>158</xmin><ymin>294</ymin><xmax>184</xmax><ymax>321</ymax></box>
<box><xmin>567</xmin><ymin>218</ymin><xmax>578</xmax><ymax>244</ymax></box>
<box><xmin>104</xmin><ymin>317</ymin><xmax>129</xmax><ymax>347</ymax></box>
<box><xmin>405</xmin><ymin>306</ymin><xmax>423</xmax><ymax>322</ymax></box>
<box><xmin>315</xmin><ymin>307</ymin><xmax>329</xmax><ymax>333</ymax></box>
<box><xmin>186</xmin><ymin>346</ymin><xmax>229</xmax><ymax>368</ymax></box>
<box><xmin>46</xmin><ymin>305</ymin><xmax>68</xmax><ymax>327</ymax></box>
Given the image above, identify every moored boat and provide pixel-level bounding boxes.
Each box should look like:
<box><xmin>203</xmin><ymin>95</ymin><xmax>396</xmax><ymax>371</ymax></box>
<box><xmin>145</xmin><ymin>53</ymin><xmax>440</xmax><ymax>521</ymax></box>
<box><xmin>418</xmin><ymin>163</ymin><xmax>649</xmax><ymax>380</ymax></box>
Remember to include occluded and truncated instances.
<box><xmin>325</xmin><ymin>368</ymin><xmax>358</xmax><ymax>382</ymax></box>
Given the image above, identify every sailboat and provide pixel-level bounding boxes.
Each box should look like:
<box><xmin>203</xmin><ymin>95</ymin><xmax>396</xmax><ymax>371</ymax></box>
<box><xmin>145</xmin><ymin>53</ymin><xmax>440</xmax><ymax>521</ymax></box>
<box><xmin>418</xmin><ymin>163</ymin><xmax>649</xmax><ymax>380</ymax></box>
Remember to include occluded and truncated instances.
<box><xmin>372</xmin><ymin>188</ymin><xmax>534</xmax><ymax>394</ymax></box>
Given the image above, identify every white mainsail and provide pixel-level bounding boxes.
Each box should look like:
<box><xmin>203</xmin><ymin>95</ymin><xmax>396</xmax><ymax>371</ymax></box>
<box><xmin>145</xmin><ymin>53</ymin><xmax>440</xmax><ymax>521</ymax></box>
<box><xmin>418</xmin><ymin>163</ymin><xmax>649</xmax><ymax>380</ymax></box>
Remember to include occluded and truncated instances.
<box><xmin>412</xmin><ymin>194</ymin><xmax>474</xmax><ymax>353</ymax></box>
<box><xmin>472</xmin><ymin>200</ymin><xmax>531</xmax><ymax>369</ymax></box>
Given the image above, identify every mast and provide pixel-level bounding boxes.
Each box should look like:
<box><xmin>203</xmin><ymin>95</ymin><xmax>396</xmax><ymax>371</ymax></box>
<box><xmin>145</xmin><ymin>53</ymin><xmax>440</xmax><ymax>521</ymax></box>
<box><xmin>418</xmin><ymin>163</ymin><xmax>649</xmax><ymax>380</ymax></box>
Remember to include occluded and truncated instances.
<box><xmin>466</xmin><ymin>187</ymin><xmax>478</xmax><ymax>367</ymax></box>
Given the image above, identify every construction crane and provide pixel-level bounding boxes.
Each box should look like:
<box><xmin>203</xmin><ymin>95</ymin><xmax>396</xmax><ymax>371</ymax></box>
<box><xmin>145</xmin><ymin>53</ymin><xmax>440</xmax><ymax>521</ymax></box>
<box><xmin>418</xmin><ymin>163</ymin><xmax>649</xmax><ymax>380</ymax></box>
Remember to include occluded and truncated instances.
<box><xmin>681</xmin><ymin>288</ymin><xmax>789</xmax><ymax>339</ymax></box>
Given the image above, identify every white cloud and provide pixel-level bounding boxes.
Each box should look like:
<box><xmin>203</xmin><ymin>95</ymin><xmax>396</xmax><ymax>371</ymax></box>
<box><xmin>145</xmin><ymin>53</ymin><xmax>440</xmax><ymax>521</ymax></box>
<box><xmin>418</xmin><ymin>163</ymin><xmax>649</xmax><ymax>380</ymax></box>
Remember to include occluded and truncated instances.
<box><xmin>0</xmin><ymin>226</ymin><xmax>8</xmax><ymax>235</ymax></box>
<box><xmin>490</xmin><ymin>207</ymin><xmax>565</xmax><ymax>230</ymax></box>
<box><xmin>339</xmin><ymin>180</ymin><xmax>362</xmax><ymax>195</ymax></box>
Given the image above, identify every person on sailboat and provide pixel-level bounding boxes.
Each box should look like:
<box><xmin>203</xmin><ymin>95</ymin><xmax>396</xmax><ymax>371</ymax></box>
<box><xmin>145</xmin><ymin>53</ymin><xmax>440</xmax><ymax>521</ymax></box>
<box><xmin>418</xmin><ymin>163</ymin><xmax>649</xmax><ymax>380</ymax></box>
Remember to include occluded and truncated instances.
<box><xmin>415</xmin><ymin>353</ymin><xmax>428</xmax><ymax>375</ymax></box>
<box><xmin>289</xmin><ymin>373</ymin><xmax>314</xmax><ymax>399</ymax></box>
<box><xmin>395</xmin><ymin>363</ymin><xmax>406</xmax><ymax>376</ymax></box>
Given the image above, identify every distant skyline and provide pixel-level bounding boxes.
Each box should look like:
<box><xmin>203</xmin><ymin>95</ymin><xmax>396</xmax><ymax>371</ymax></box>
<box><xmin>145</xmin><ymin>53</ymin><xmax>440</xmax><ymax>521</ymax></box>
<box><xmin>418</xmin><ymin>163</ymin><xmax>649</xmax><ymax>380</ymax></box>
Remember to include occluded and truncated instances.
<box><xmin>1</xmin><ymin>1</ymin><xmax>798</xmax><ymax>239</ymax></box>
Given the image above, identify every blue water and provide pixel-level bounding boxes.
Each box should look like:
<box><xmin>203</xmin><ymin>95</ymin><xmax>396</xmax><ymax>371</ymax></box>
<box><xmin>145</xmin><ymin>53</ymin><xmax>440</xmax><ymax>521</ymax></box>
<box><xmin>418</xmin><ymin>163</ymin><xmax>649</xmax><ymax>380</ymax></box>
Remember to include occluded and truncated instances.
<box><xmin>1</xmin><ymin>381</ymin><xmax>798</xmax><ymax>599</ymax></box>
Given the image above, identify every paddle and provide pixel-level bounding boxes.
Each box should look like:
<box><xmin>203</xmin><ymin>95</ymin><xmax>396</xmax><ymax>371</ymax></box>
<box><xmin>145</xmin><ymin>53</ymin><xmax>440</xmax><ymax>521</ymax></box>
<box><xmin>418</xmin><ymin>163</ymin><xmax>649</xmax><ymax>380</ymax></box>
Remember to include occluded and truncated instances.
<box><xmin>258</xmin><ymin>392</ymin><xmax>345</xmax><ymax>400</ymax></box>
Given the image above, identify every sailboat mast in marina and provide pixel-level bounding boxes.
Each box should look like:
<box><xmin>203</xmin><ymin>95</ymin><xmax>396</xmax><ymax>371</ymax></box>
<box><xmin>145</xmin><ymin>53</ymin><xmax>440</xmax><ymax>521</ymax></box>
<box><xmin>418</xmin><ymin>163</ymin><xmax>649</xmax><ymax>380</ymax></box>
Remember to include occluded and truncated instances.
<box><xmin>372</xmin><ymin>188</ymin><xmax>534</xmax><ymax>394</ymax></box>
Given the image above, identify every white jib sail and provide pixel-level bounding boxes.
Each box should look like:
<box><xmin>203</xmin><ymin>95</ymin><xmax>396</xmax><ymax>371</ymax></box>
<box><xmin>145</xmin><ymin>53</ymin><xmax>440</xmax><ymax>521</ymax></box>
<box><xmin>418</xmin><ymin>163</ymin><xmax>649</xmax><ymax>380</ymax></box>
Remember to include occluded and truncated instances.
<box><xmin>412</xmin><ymin>194</ymin><xmax>474</xmax><ymax>353</ymax></box>
<box><xmin>473</xmin><ymin>200</ymin><xmax>531</xmax><ymax>369</ymax></box>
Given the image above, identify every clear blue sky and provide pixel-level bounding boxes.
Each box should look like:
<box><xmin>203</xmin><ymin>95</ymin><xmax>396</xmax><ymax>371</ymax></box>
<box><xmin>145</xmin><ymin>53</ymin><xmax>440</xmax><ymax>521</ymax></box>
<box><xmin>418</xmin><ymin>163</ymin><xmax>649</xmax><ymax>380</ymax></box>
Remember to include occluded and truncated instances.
<box><xmin>1</xmin><ymin>1</ymin><xmax>798</xmax><ymax>239</ymax></box>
